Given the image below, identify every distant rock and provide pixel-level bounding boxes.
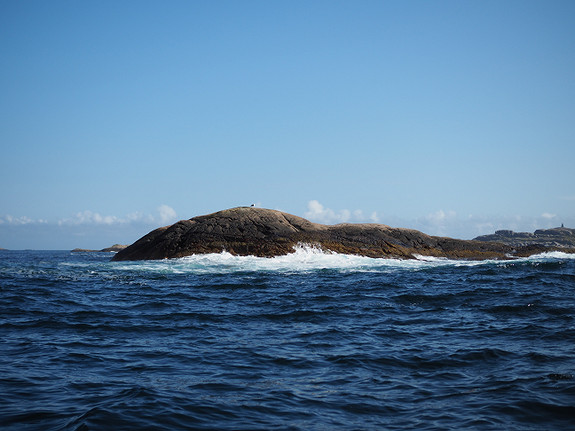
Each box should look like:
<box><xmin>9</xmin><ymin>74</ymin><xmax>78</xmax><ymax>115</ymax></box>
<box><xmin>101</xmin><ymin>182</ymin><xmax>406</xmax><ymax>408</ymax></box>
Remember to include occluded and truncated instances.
<box><xmin>112</xmin><ymin>207</ymin><xmax>574</xmax><ymax>262</ymax></box>
<box><xmin>474</xmin><ymin>227</ymin><xmax>575</xmax><ymax>248</ymax></box>
<box><xmin>72</xmin><ymin>244</ymin><xmax>128</xmax><ymax>253</ymax></box>
<box><xmin>101</xmin><ymin>244</ymin><xmax>128</xmax><ymax>252</ymax></box>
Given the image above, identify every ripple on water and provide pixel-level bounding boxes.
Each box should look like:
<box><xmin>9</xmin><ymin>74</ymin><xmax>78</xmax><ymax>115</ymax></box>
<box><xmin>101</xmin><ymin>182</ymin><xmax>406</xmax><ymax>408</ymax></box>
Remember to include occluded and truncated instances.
<box><xmin>0</xmin><ymin>250</ymin><xmax>574</xmax><ymax>430</ymax></box>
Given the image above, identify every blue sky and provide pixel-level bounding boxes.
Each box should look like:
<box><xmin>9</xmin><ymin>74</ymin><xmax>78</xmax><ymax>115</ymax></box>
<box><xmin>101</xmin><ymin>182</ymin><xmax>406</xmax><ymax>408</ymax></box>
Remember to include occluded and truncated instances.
<box><xmin>1</xmin><ymin>0</ymin><xmax>574</xmax><ymax>249</ymax></box>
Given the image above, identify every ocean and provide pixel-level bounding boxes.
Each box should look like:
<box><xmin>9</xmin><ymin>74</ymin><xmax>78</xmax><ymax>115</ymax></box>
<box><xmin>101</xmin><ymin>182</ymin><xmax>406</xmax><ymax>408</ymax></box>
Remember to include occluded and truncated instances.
<box><xmin>1</xmin><ymin>247</ymin><xmax>574</xmax><ymax>430</ymax></box>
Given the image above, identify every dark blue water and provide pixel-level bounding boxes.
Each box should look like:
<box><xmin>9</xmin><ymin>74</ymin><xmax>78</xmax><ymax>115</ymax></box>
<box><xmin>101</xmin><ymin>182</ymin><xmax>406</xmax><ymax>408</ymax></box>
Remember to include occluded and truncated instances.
<box><xmin>1</xmin><ymin>248</ymin><xmax>574</xmax><ymax>430</ymax></box>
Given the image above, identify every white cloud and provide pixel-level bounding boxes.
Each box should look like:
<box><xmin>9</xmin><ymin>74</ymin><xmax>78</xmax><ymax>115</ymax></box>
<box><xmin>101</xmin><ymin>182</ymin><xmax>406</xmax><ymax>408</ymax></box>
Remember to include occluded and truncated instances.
<box><xmin>157</xmin><ymin>204</ymin><xmax>177</xmax><ymax>224</ymax></box>
<box><xmin>1</xmin><ymin>215</ymin><xmax>47</xmax><ymax>225</ymax></box>
<box><xmin>1</xmin><ymin>205</ymin><xmax>178</xmax><ymax>228</ymax></box>
<box><xmin>304</xmin><ymin>200</ymin><xmax>379</xmax><ymax>224</ymax></box>
<box><xmin>404</xmin><ymin>210</ymin><xmax>575</xmax><ymax>239</ymax></box>
<box><xmin>425</xmin><ymin>209</ymin><xmax>457</xmax><ymax>223</ymax></box>
<box><xmin>58</xmin><ymin>211</ymin><xmax>120</xmax><ymax>226</ymax></box>
<box><xmin>414</xmin><ymin>210</ymin><xmax>458</xmax><ymax>236</ymax></box>
<box><xmin>305</xmin><ymin>200</ymin><xmax>349</xmax><ymax>224</ymax></box>
<box><xmin>124</xmin><ymin>211</ymin><xmax>153</xmax><ymax>223</ymax></box>
<box><xmin>57</xmin><ymin>205</ymin><xmax>178</xmax><ymax>226</ymax></box>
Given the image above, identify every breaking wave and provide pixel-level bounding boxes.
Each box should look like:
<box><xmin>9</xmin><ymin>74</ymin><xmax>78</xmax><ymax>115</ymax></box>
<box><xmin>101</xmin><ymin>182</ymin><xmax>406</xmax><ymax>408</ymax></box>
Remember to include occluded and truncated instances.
<box><xmin>111</xmin><ymin>243</ymin><xmax>575</xmax><ymax>274</ymax></box>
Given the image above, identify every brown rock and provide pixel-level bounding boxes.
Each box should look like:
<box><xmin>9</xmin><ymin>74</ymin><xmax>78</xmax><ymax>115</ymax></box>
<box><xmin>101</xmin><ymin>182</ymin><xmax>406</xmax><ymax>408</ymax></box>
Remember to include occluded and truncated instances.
<box><xmin>475</xmin><ymin>227</ymin><xmax>575</xmax><ymax>248</ymax></box>
<box><xmin>112</xmin><ymin>207</ymin><xmax>574</xmax><ymax>262</ymax></box>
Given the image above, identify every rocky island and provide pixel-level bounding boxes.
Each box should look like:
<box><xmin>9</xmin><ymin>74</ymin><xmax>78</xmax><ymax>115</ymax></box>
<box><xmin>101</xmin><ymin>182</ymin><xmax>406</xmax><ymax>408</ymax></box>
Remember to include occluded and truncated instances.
<box><xmin>73</xmin><ymin>244</ymin><xmax>128</xmax><ymax>253</ymax></box>
<box><xmin>112</xmin><ymin>207</ymin><xmax>574</xmax><ymax>262</ymax></box>
<box><xmin>474</xmin><ymin>227</ymin><xmax>575</xmax><ymax>248</ymax></box>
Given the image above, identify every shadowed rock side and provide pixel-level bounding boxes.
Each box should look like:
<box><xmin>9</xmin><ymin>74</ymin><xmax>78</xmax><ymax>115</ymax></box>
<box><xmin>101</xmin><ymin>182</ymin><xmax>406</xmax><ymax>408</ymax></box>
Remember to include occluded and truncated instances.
<box><xmin>112</xmin><ymin>207</ymin><xmax>572</xmax><ymax>262</ymax></box>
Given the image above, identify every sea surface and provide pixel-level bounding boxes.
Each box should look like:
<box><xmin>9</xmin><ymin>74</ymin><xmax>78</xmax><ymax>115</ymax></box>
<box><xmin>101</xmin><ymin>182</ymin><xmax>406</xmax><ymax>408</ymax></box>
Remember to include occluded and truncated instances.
<box><xmin>1</xmin><ymin>247</ymin><xmax>574</xmax><ymax>430</ymax></box>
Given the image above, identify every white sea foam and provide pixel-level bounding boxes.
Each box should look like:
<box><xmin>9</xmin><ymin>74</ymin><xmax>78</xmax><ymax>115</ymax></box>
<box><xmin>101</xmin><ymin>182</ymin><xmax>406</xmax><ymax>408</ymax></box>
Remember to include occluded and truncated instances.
<box><xmin>177</xmin><ymin>243</ymin><xmax>399</xmax><ymax>273</ymax></box>
<box><xmin>111</xmin><ymin>244</ymin><xmax>575</xmax><ymax>274</ymax></box>
<box><xmin>521</xmin><ymin>251</ymin><xmax>575</xmax><ymax>261</ymax></box>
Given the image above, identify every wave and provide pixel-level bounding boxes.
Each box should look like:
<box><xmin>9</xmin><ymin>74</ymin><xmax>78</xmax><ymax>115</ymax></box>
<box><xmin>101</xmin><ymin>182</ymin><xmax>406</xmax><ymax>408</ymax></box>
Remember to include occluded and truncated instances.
<box><xmin>520</xmin><ymin>250</ymin><xmax>575</xmax><ymax>261</ymax></box>
<box><xmin>110</xmin><ymin>244</ymin><xmax>575</xmax><ymax>274</ymax></box>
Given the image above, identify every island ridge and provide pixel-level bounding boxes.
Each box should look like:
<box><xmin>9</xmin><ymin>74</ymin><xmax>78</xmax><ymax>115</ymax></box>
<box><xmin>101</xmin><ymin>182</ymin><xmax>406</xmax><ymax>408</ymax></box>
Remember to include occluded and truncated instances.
<box><xmin>112</xmin><ymin>207</ymin><xmax>574</xmax><ymax>261</ymax></box>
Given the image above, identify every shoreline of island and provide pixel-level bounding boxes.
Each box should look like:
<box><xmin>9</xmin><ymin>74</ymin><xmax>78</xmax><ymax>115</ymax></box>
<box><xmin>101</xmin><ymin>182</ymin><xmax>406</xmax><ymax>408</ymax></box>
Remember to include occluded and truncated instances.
<box><xmin>110</xmin><ymin>207</ymin><xmax>575</xmax><ymax>262</ymax></box>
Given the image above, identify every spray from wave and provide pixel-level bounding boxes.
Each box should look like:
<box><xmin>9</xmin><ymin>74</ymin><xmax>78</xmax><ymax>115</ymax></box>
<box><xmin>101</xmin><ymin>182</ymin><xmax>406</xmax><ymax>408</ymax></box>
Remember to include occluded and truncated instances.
<box><xmin>110</xmin><ymin>243</ymin><xmax>575</xmax><ymax>274</ymax></box>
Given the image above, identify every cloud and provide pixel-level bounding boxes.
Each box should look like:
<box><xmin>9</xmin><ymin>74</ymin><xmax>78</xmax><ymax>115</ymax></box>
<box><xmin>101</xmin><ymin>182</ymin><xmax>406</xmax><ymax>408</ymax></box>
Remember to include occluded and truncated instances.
<box><xmin>58</xmin><ymin>211</ymin><xmax>120</xmax><ymax>226</ymax></box>
<box><xmin>157</xmin><ymin>204</ymin><xmax>178</xmax><ymax>224</ymax></box>
<box><xmin>424</xmin><ymin>209</ymin><xmax>457</xmax><ymax>224</ymax></box>
<box><xmin>304</xmin><ymin>200</ymin><xmax>379</xmax><ymax>224</ymax></box>
<box><xmin>404</xmin><ymin>210</ymin><xmax>575</xmax><ymax>239</ymax></box>
<box><xmin>414</xmin><ymin>210</ymin><xmax>458</xmax><ymax>236</ymax></box>
<box><xmin>1</xmin><ymin>205</ymin><xmax>178</xmax><ymax>229</ymax></box>
<box><xmin>0</xmin><ymin>205</ymin><xmax>180</xmax><ymax>249</ymax></box>
<box><xmin>0</xmin><ymin>215</ymin><xmax>47</xmax><ymax>225</ymax></box>
<box><xmin>56</xmin><ymin>205</ymin><xmax>177</xmax><ymax>226</ymax></box>
<box><xmin>305</xmin><ymin>200</ymin><xmax>350</xmax><ymax>224</ymax></box>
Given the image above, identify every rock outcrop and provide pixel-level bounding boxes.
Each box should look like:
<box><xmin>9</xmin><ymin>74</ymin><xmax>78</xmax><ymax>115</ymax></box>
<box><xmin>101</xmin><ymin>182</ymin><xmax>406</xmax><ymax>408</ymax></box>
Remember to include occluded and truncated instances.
<box><xmin>73</xmin><ymin>244</ymin><xmax>128</xmax><ymax>253</ymax></box>
<box><xmin>112</xmin><ymin>207</ymin><xmax>573</xmax><ymax>262</ymax></box>
<box><xmin>474</xmin><ymin>227</ymin><xmax>575</xmax><ymax>248</ymax></box>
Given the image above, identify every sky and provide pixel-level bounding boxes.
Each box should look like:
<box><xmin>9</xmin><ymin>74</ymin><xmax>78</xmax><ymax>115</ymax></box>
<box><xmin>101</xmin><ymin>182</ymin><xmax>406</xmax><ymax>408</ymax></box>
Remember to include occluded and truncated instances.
<box><xmin>1</xmin><ymin>0</ymin><xmax>574</xmax><ymax>249</ymax></box>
